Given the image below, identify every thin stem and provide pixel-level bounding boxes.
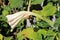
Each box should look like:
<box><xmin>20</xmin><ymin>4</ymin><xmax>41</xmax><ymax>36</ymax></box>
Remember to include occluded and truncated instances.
<box><xmin>26</xmin><ymin>0</ymin><xmax>32</xmax><ymax>28</ymax></box>
<box><xmin>57</xmin><ymin>4</ymin><xmax>60</xmax><ymax>11</ymax></box>
<box><xmin>25</xmin><ymin>38</ymin><xmax>27</xmax><ymax>40</ymax></box>
<box><xmin>27</xmin><ymin>0</ymin><xmax>31</xmax><ymax>12</ymax></box>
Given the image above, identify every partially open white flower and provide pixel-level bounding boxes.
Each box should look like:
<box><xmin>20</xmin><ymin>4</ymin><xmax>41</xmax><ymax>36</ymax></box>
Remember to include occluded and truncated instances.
<box><xmin>6</xmin><ymin>11</ymin><xmax>34</xmax><ymax>29</ymax></box>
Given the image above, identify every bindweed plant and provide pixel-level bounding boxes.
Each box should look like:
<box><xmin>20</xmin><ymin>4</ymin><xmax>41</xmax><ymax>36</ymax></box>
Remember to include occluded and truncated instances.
<box><xmin>0</xmin><ymin>0</ymin><xmax>60</xmax><ymax>40</ymax></box>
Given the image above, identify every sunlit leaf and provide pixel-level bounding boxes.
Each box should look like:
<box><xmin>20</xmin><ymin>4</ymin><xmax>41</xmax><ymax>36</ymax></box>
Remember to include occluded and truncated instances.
<box><xmin>21</xmin><ymin>28</ymin><xmax>42</xmax><ymax>40</ymax></box>
<box><xmin>31</xmin><ymin>0</ymin><xmax>44</xmax><ymax>4</ymax></box>
<box><xmin>2</xmin><ymin>10</ymin><xmax>8</xmax><ymax>16</ymax></box>
<box><xmin>57</xmin><ymin>33</ymin><xmax>60</xmax><ymax>40</ymax></box>
<box><xmin>56</xmin><ymin>36</ymin><xmax>60</xmax><ymax>40</ymax></box>
<box><xmin>9</xmin><ymin>0</ymin><xmax>23</xmax><ymax>8</ymax></box>
<box><xmin>47</xmin><ymin>30</ymin><xmax>56</xmax><ymax>36</ymax></box>
<box><xmin>42</xmin><ymin>3</ymin><xmax>56</xmax><ymax>17</ymax></box>
<box><xmin>37</xmin><ymin>29</ymin><xmax>47</xmax><ymax>38</ymax></box>
<box><xmin>0</xmin><ymin>34</ymin><xmax>3</xmax><ymax>40</ymax></box>
<box><xmin>21</xmin><ymin>28</ymin><xmax>34</xmax><ymax>38</ymax></box>
<box><xmin>17</xmin><ymin>32</ymin><xmax>23</xmax><ymax>40</ymax></box>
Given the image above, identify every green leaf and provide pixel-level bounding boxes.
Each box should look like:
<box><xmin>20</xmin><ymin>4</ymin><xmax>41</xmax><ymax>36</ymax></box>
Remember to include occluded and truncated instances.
<box><xmin>17</xmin><ymin>28</ymin><xmax>56</xmax><ymax>40</ymax></box>
<box><xmin>4</xmin><ymin>6</ymin><xmax>11</xmax><ymax>11</ymax></box>
<box><xmin>37</xmin><ymin>29</ymin><xmax>56</xmax><ymax>40</ymax></box>
<box><xmin>32</xmin><ymin>12</ymin><xmax>54</xmax><ymax>27</ymax></box>
<box><xmin>37</xmin><ymin>21</ymin><xmax>49</xmax><ymax>28</ymax></box>
<box><xmin>2</xmin><ymin>10</ymin><xmax>8</xmax><ymax>16</ymax></box>
<box><xmin>21</xmin><ymin>28</ymin><xmax>42</xmax><ymax>40</ymax></box>
<box><xmin>31</xmin><ymin>13</ymin><xmax>54</xmax><ymax>27</ymax></box>
<box><xmin>48</xmin><ymin>0</ymin><xmax>57</xmax><ymax>2</ymax></box>
<box><xmin>56</xmin><ymin>36</ymin><xmax>60</xmax><ymax>40</ymax></box>
<box><xmin>37</xmin><ymin>29</ymin><xmax>47</xmax><ymax>38</ymax></box>
<box><xmin>56</xmin><ymin>11</ymin><xmax>60</xmax><ymax>17</ymax></box>
<box><xmin>0</xmin><ymin>15</ymin><xmax>7</xmax><ymax>21</ymax></box>
<box><xmin>4</xmin><ymin>36</ymin><xmax>13</xmax><ymax>40</ymax></box>
<box><xmin>47</xmin><ymin>30</ymin><xmax>56</xmax><ymax>36</ymax></box>
<box><xmin>57</xmin><ymin>32</ymin><xmax>60</xmax><ymax>39</ymax></box>
<box><xmin>17</xmin><ymin>32</ymin><xmax>23</xmax><ymax>40</ymax></box>
<box><xmin>21</xmin><ymin>28</ymin><xmax>34</xmax><ymax>38</ymax></box>
<box><xmin>55</xmin><ymin>17</ymin><xmax>60</xmax><ymax>25</ymax></box>
<box><xmin>31</xmin><ymin>0</ymin><xmax>44</xmax><ymax>4</ymax></box>
<box><xmin>45</xmin><ymin>37</ymin><xmax>54</xmax><ymax>40</ymax></box>
<box><xmin>0</xmin><ymin>34</ymin><xmax>3</xmax><ymax>40</ymax></box>
<box><xmin>9</xmin><ymin>0</ymin><xmax>23</xmax><ymax>8</ymax></box>
<box><xmin>32</xmin><ymin>3</ymin><xmax>57</xmax><ymax>17</ymax></box>
<box><xmin>42</xmin><ymin>17</ymin><xmax>54</xmax><ymax>27</ymax></box>
<box><xmin>42</xmin><ymin>3</ymin><xmax>56</xmax><ymax>17</ymax></box>
<box><xmin>32</xmin><ymin>3</ymin><xmax>56</xmax><ymax>27</ymax></box>
<box><xmin>52</xmin><ymin>0</ymin><xmax>57</xmax><ymax>2</ymax></box>
<box><xmin>58</xmin><ymin>0</ymin><xmax>60</xmax><ymax>5</ymax></box>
